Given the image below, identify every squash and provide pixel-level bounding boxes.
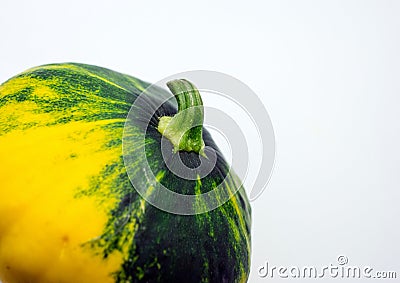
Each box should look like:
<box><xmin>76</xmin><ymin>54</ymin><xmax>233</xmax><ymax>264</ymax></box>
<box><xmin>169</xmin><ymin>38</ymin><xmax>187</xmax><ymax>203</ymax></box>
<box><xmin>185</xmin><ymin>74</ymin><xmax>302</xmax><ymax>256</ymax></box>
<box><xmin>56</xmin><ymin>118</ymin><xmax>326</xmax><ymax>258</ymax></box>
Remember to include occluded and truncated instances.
<box><xmin>0</xmin><ymin>63</ymin><xmax>251</xmax><ymax>283</ymax></box>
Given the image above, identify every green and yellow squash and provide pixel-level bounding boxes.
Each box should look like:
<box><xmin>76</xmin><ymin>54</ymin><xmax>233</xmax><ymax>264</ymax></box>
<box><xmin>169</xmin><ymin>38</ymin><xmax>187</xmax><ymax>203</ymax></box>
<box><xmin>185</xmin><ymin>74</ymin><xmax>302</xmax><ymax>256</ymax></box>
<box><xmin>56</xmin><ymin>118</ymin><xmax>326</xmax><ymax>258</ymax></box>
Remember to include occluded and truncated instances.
<box><xmin>0</xmin><ymin>63</ymin><xmax>251</xmax><ymax>283</ymax></box>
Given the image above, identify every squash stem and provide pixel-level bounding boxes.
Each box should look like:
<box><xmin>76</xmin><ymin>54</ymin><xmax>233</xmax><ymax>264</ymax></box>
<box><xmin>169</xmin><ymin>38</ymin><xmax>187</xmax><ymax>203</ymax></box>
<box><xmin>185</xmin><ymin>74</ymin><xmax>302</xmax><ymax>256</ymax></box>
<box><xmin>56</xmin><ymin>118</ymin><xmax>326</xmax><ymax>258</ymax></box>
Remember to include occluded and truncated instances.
<box><xmin>157</xmin><ymin>79</ymin><xmax>205</xmax><ymax>155</ymax></box>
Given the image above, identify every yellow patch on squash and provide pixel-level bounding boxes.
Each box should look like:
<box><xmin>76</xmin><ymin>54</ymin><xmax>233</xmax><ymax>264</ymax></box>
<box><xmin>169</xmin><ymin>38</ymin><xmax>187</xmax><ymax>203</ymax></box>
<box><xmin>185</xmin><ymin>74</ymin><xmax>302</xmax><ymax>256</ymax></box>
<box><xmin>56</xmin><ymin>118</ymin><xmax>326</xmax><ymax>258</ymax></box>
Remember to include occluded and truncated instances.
<box><xmin>0</xmin><ymin>120</ymin><xmax>125</xmax><ymax>283</ymax></box>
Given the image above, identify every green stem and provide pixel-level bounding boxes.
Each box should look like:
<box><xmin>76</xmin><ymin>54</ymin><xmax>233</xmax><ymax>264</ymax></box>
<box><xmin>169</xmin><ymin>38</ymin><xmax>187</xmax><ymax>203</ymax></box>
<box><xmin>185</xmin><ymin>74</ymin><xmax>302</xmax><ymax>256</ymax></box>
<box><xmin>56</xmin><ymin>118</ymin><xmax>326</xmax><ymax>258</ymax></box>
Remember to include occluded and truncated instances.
<box><xmin>157</xmin><ymin>79</ymin><xmax>205</xmax><ymax>155</ymax></box>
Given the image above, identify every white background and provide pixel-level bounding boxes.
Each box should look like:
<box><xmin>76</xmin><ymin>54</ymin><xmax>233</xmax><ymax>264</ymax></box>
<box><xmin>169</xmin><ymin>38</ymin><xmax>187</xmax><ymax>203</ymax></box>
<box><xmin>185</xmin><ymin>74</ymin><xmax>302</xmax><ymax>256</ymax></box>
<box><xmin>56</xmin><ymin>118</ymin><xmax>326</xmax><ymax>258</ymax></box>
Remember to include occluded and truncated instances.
<box><xmin>1</xmin><ymin>1</ymin><xmax>400</xmax><ymax>282</ymax></box>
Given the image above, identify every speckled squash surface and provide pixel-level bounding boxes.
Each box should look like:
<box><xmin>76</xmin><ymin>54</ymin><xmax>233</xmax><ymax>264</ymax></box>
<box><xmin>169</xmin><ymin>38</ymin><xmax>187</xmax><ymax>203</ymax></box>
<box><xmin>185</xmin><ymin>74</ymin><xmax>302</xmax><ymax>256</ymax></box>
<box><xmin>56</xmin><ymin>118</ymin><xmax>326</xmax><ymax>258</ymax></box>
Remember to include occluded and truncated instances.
<box><xmin>0</xmin><ymin>63</ymin><xmax>251</xmax><ymax>283</ymax></box>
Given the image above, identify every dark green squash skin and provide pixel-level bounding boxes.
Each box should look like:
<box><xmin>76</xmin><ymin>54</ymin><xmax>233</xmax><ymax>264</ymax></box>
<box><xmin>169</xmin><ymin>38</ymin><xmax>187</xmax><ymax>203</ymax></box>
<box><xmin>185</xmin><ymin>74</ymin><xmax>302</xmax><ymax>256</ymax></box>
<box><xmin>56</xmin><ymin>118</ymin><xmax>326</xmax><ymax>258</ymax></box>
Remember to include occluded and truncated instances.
<box><xmin>0</xmin><ymin>63</ymin><xmax>251</xmax><ymax>283</ymax></box>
